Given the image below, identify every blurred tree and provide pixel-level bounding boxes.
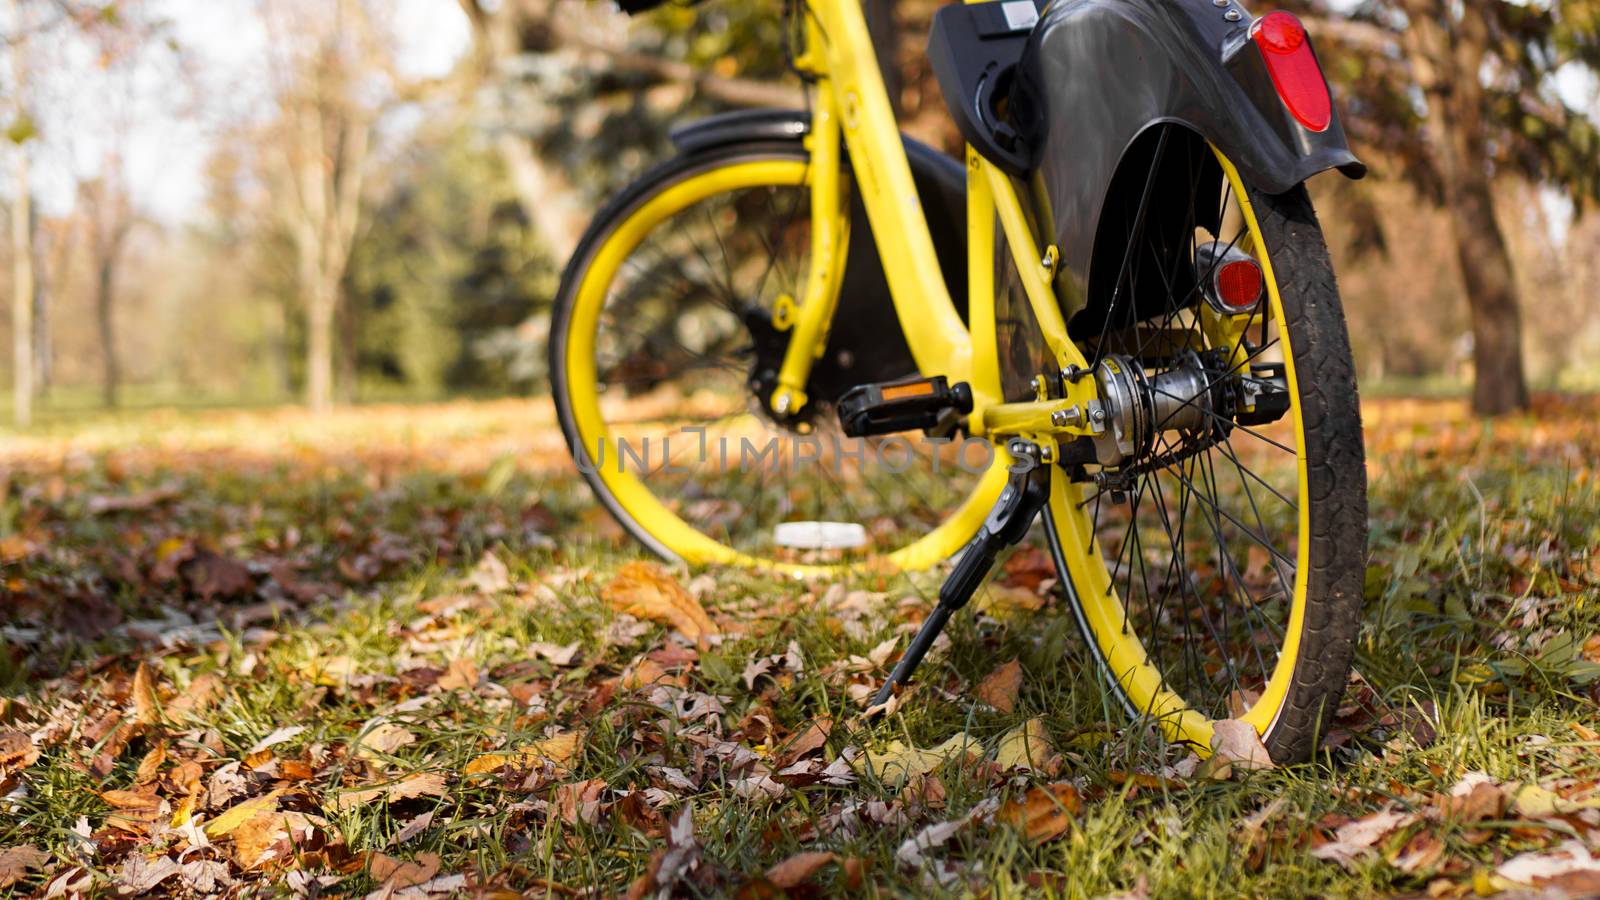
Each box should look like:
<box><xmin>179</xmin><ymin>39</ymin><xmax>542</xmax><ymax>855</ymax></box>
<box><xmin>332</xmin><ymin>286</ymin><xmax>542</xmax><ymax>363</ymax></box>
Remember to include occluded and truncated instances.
<box><xmin>259</xmin><ymin>0</ymin><xmax>394</xmax><ymax>414</ymax></box>
<box><xmin>9</xmin><ymin>0</ymin><xmax>35</xmax><ymax>427</ymax></box>
<box><xmin>1299</xmin><ymin>0</ymin><xmax>1600</xmax><ymax>414</ymax></box>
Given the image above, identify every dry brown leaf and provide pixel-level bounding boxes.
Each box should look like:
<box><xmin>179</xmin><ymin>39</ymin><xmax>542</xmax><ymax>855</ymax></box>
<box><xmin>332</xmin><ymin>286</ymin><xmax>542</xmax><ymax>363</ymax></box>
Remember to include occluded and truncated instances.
<box><xmin>775</xmin><ymin>718</ymin><xmax>833</xmax><ymax>768</ymax></box>
<box><xmin>556</xmin><ymin>779</ymin><xmax>607</xmax><ymax>825</ymax></box>
<box><xmin>764</xmin><ymin>851</ymin><xmax>836</xmax><ymax>889</ymax></box>
<box><xmin>436</xmin><ymin>657</ymin><xmax>480</xmax><ymax>692</ymax></box>
<box><xmin>0</xmin><ymin>845</ymin><xmax>50</xmax><ymax>888</ymax></box>
<box><xmin>231</xmin><ymin>812</ymin><xmax>290</xmax><ymax>870</ymax></box>
<box><xmin>975</xmin><ymin>659</ymin><xmax>1023</xmax><ymax>713</ymax></box>
<box><xmin>0</xmin><ymin>732</ymin><xmax>40</xmax><ymax>770</ymax></box>
<box><xmin>998</xmin><ymin>783</ymin><xmax>1082</xmax><ymax>843</ymax></box>
<box><xmin>1309</xmin><ymin>808</ymin><xmax>1417</xmax><ymax>868</ymax></box>
<box><xmin>167</xmin><ymin>674</ymin><xmax>224</xmax><ymax>718</ymax></box>
<box><xmin>246</xmin><ymin>725</ymin><xmax>307</xmax><ymax>755</ymax></box>
<box><xmin>602</xmin><ymin>562</ymin><xmax>719</xmax><ymax>643</ymax></box>
<box><xmin>132</xmin><ymin>661</ymin><xmax>160</xmax><ymax>725</ymax></box>
<box><xmin>1497</xmin><ymin>841</ymin><xmax>1600</xmax><ymax>891</ymax></box>
<box><xmin>995</xmin><ymin>718</ymin><xmax>1056</xmax><ymax>770</ymax></box>
<box><xmin>135</xmin><ymin>741</ymin><xmax>168</xmax><ymax>784</ymax></box>
<box><xmin>1437</xmin><ymin>773</ymin><xmax>1504</xmax><ymax>823</ymax></box>
<box><xmin>389</xmin><ymin>772</ymin><xmax>448</xmax><ymax>801</ymax></box>
<box><xmin>464</xmin><ymin>731</ymin><xmax>583</xmax><ymax>776</ymax></box>
<box><xmin>358</xmin><ymin>723</ymin><xmax>417</xmax><ymax>757</ymax></box>
<box><xmin>369</xmin><ymin>850</ymin><xmax>442</xmax><ymax>890</ymax></box>
<box><xmin>1209</xmin><ymin>720</ymin><xmax>1274</xmax><ymax>771</ymax></box>
<box><xmin>102</xmin><ymin>789</ymin><xmax>161</xmax><ymax>810</ymax></box>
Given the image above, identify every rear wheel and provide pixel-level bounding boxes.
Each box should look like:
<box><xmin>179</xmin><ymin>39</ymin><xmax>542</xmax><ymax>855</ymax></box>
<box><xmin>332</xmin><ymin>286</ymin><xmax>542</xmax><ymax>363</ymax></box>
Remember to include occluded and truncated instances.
<box><xmin>550</xmin><ymin>145</ymin><xmax>1003</xmax><ymax>573</ymax></box>
<box><xmin>1043</xmin><ymin>136</ymin><xmax>1367</xmax><ymax>763</ymax></box>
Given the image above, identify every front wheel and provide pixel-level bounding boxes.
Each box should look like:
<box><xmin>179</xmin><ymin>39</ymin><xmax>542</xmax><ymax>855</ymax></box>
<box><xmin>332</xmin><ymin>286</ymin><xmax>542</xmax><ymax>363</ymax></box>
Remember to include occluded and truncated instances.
<box><xmin>1046</xmin><ymin>136</ymin><xmax>1368</xmax><ymax>764</ymax></box>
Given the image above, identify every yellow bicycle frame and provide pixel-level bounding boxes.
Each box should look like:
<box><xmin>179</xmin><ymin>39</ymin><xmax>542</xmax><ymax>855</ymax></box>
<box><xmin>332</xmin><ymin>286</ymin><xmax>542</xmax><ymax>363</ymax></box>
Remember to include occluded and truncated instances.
<box><xmin>770</xmin><ymin>0</ymin><xmax>1102</xmax><ymax>453</ymax></box>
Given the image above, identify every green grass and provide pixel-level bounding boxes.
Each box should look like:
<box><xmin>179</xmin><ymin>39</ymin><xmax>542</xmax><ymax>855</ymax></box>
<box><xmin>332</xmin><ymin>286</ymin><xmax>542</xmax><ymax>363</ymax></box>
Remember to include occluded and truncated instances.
<box><xmin>1</xmin><ymin>396</ymin><xmax>1598</xmax><ymax>897</ymax></box>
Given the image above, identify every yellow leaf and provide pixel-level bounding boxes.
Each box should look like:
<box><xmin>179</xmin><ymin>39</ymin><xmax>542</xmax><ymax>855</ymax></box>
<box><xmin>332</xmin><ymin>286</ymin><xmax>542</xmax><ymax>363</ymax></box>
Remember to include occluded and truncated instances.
<box><xmin>464</xmin><ymin>731</ymin><xmax>583</xmax><ymax>776</ymax></box>
<box><xmin>856</xmin><ymin>733</ymin><xmax>980</xmax><ymax>787</ymax></box>
<box><xmin>601</xmin><ymin>562</ymin><xmax>719</xmax><ymax>643</ymax></box>
<box><xmin>995</xmin><ymin>718</ymin><xmax>1056</xmax><ymax>770</ymax></box>
<box><xmin>204</xmin><ymin>790</ymin><xmax>283</xmax><ymax>837</ymax></box>
<box><xmin>1512</xmin><ymin>783</ymin><xmax>1600</xmax><ymax>817</ymax></box>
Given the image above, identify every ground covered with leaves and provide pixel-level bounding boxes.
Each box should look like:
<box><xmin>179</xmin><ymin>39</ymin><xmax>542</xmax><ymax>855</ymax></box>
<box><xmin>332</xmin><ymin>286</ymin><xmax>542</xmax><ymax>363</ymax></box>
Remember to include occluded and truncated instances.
<box><xmin>2</xmin><ymin>396</ymin><xmax>1599</xmax><ymax>897</ymax></box>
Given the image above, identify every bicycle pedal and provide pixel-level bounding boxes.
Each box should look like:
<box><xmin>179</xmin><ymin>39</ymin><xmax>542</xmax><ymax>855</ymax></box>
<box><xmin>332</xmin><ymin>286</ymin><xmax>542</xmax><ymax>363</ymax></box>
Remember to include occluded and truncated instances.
<box><xmin>837</xmin><ymin>376</ymin><xmax>974</xmax><ymax>438</ymax></box>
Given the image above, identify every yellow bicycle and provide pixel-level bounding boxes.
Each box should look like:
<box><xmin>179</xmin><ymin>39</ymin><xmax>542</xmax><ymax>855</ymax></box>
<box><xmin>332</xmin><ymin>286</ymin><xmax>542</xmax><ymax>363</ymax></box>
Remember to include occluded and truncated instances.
<box><xmin>552</xmin><ymin>0</ymin><xmax>1369</xmax><ymax>762</ymax></box>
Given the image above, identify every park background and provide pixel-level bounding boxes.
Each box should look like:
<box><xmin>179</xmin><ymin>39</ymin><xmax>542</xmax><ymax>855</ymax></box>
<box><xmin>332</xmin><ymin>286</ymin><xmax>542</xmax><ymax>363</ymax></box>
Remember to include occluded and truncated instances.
<box><xmin>0</xmin><ymin>0</ymin><xmax>1596</xmax><ymax>422</ymax></box>
<box><xmin>2</xmin><ymin>1</ymin><xmax>1600</xmax><ymax>898</ymax></box>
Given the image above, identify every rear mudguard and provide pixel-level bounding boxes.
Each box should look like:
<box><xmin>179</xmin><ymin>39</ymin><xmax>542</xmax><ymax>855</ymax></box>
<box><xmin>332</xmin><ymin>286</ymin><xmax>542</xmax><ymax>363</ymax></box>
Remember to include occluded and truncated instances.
<box><xmin>670</xmin><ymin>110</ymin><xmax>968</xmax><ymax>402</ymax></box>
<box><xmin>1012</xmin><ymin>0</ymin><xmax>1365</xmax><ymax>328</ymax></box>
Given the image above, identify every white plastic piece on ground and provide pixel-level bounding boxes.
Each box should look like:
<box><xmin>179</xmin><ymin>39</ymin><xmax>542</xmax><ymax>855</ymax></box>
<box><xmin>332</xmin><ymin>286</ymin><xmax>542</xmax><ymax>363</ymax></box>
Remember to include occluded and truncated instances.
<box><xmin>773</xmin><ymin>521</ymin><xmax>870</xmax><ymax>550</ymax></box>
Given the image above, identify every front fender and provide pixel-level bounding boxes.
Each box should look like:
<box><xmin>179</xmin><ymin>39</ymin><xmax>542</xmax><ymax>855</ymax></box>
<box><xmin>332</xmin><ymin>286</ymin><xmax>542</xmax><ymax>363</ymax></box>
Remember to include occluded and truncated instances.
<box><xmin>1016</xmin><ymin>0</ymin><xmax>1363</xmax><ymax>300</ymax></box>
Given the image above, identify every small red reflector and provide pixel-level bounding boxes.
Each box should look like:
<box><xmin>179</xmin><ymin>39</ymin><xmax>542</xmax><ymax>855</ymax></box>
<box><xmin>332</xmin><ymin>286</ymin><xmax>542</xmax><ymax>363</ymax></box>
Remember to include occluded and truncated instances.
<box><xmin>1252</xmin><ymin>12</ymin><xmax>1332</xmax><ymax>132</ymax></box>
<box><xmin>1216</xmin><ymin>259</ymin><xmax>1264</xmax><ymax>311</ymax></box>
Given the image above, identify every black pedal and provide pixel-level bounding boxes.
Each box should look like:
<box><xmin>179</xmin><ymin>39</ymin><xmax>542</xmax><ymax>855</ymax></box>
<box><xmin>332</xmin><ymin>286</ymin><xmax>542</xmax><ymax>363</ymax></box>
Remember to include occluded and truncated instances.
<box><xmin>838</xmin><ymin>376</ymin><xmax>974</xmax><ymax>438</ymax></box>
<box><xmin>1237</xmin><ymin>362</ymin><xmax>1291</xmax><ymax>426</ymax></box>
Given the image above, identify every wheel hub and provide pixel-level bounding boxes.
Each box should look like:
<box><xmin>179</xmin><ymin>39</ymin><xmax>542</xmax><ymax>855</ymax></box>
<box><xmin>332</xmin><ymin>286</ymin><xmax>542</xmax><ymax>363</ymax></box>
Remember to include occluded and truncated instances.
<box><xmin>1091</xmin><ymin>351</ymin><xmax>1234</xmax><ymax>469</ymax></box>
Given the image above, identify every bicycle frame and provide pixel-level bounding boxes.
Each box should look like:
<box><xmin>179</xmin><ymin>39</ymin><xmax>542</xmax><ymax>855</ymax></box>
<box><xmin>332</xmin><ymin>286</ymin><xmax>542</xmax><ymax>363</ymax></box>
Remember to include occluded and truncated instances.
<box><xmin>770</xmin><ymin>0</ymin><xmax>1103</xmax><ymax>458</ymax></box>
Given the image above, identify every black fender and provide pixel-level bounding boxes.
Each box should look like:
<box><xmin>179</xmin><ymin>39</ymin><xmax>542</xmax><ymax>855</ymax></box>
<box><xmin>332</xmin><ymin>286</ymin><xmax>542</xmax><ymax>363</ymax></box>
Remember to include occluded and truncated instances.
<box><xmin>669</xmin><ymin>109</ymin><xmax>969</xmax><ymax>401</ymax></box>
<box><xmin>1014</xmin><ymin>0</ymin><xmax>1364</xmax><ymax>324</ymax></box>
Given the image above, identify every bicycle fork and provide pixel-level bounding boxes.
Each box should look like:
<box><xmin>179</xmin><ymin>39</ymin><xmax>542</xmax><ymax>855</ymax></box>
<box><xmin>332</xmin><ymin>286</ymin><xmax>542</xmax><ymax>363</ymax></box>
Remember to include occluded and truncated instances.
<box><xmin>871</xmin><ymin>438</ymin><xmax>1052</xmax><ymax>709</ymax></box>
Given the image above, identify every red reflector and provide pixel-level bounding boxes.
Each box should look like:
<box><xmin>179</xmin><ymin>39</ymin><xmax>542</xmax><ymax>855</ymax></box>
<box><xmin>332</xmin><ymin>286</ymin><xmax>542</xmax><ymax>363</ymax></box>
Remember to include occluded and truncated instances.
<box><xmin>1252</xmin><ymin>12</ymin><xmax>1332</xmax><ymax>132</ymax></box>
<box><xmin>1216</xmin><ymin>259</ymin><xmax>1264</xmax><ymax>311</ymax></box>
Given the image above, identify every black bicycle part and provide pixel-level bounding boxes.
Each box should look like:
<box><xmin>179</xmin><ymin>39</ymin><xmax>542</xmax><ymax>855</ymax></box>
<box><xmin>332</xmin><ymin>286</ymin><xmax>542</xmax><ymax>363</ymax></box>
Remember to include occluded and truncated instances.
<box><xmin>870</xmin><ymin>441</ymin><xmax>1052</xmax><ymax>709</ymax></box>
<box><xmin>837</xmin><ymin>376</ymin><xmax>974</xmax><ymax>439</ymax></box>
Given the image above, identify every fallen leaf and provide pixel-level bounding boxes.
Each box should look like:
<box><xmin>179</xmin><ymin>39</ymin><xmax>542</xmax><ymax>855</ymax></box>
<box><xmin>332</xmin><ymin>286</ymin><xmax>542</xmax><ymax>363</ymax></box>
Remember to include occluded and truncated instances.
<box><xmin>204</xmin><ymin>791</ymin><xmax>283</xmax><ymax>838</ymax></box>
<box><xmin>465</xmin><ymin>551</ymin><xmax>512</xmax><ymax>594</ymax></box>
<box><xmin>555</xmin><ymin>779</ymin><xmax>607</xmax><ymax>825</ymax></box>
<box><xmin>0</xmin><ymin>846</ymin><xmax>50</xmax><ymax>889</ymax></box>
<box><xmin>1497</xmin><ymin>840</ymin><xmax>1600</xmax><ymax>891</ymax></box>
<box><xmin>358</xmin><ymin>723</ymin><xmax>416</xmax><ymax>757</ymax></box>
<box><xmin>167</xmin><ymin>674</ymin><xmax>224</xmax><ymax>718</ymax></box>
<box><xmin>131</xmin><ymin>662</ymin><xmax>160</xmax><ymax>725</ymax></box>
<box><xmin>975</xmin><ymin>659</ymin><xmax>1023</xmax><ymax>713</ymax></box>
<box><xmin>998</xmin><ymin>783</ymin><xmax>1081</xmax><ymax>843</ymax></box>
<box><xmin>436</xmin><ymin>657</ymin><xmax>480</xmax><ymax>691</ymax></box>
<box><xmin>857</xmin><ymin>733</ymin><xmax>980</xmax><ymax>787</ymax></box>
<box><xmin>114</xmin><ymin>854</ymin><xmax>182</xmax><ymax>894</ymax></box>
<box><xmin>389</xmin><ymin>772</ymin><xmax>448</xmax><ymax>801</ymax></box>
<box><xmin>1309</xmin><ymin>808</ymin><xmax>1418</xmax><ymax>868</ymax></box>
<box><xmin>775</xmin><ymin>718</ymin><xmax>832</xmax><ymax>768</ymax></box>
<box><xmin>529</xmin><ymin>641</ymin><xmax>582</xmax><ymax>666</ymax></box>
<box><xmin>390</xmin><ymin>812</ymin><xmax>434</xmax><ymax>847</ymax></box>
<box><xmin>629</xmin><ymin>804</ymin><xmax>700</xmax><ymax>899</ymax></box>
<box><xmin>1437</xmin><ymin>772</ymin><xmax>1504</xmax><ymax>823</ymax></box>
<box><xmin>102</xmin><ymin>789</ymin><xmax>161</xmax><ymax>810</ymax></box>
<box><xmin>246</xmin><ymin>725</ymin><xmax>307</xmax><ymax>755</ymax></box>
<box><xmin>87</xmin><ymin>488</ymin><xmax>179</xmax><ymax>515</ymax></box>
<box><xmin>464</xmin><ymin>731</ymin><xmax>583</xmax><ymax>776</ymax></box>
<box><xmin>731</xmin><ymin>775</ymin><xmax>786</xmax><ymax>801</ymax></box>
<box><xmin>182</xmin><ymin>550</ymin><xmax>254</xmax><ymax>600</ymax></box>
<box><xmin>1210</xmin><ymin>720</ymin><xmax>1274</xmax><ymax>771</ymax></box>
<box><xmin>1392</xmin><ymin>830</ymin><xmax>1446</xmax><ymax>874</ymax></box>
<box><xmin>369</xmin><ymin>850</ymin><xmax>441</xmax><ymax>893</ymax></box>
<box><xmin>764</xmin><ymin>851</ymin><xmax>836</xmax><ymax>889</ymax></box>
<box><xmin>995</xmin><ymin>718</ymin><xmax>1056</xmax><ymax>770</ymax></box>
<box><xmin>0</xmin><ymin>732</ymin><xmax>40</xmax><ymax>770</ymax></box>
<box><xmin>1512</xmin><ymin>783</ymin><xmax>1600</xmax><ymax>817</ymax></box>
<box><xmin>602</xmin><ymin>562</ymin><xmax>719</xmax><ymax>643</ymax></box>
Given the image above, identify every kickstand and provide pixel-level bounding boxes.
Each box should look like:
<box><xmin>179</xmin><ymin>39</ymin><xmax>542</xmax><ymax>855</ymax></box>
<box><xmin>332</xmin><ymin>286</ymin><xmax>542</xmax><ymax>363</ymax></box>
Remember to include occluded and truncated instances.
<box><xmin>870</xmin><ymin>440</ymin><xmax>1052</xmax><ymax>711</ymax></box>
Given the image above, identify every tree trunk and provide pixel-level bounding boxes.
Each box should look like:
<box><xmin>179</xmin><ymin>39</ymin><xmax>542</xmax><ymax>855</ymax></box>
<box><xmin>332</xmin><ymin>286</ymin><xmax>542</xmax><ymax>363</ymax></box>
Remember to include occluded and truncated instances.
<box><xmin>307</xmin><ymin>273</ymin><xmax>336</xmax><ymax>414</ymax></box>
<box><xmin>1448</xmin><ymin>172</ymin><xmax>1528</xmax><ymax>415</ymax></box>
<box><xmin>1400</xmin><ymin>0</ymin><xmax>1529</xmax><ymax>415</ymax></box>
<box><xmin>96</xmin><ymin>255</ymin><xmax>120</xmax><ymax>408</ymax></box>
<box><xmin>10</xmin><ymin>0</ymin><xmax>32</xmax><ymax>428</ymax></box>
